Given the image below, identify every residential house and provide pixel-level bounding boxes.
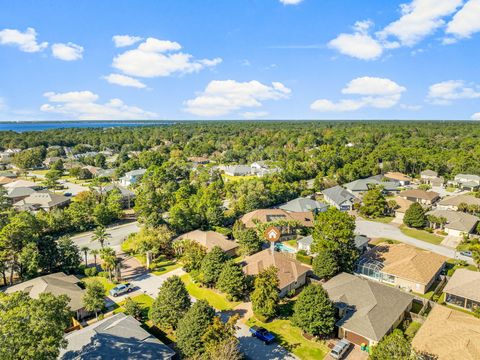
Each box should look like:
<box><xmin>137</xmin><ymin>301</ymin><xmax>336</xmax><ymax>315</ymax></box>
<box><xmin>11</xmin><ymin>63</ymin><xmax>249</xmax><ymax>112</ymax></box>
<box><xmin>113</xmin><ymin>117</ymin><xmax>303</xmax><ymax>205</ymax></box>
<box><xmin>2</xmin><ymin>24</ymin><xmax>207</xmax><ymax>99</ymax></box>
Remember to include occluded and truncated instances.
<box><xmin>118</xmin><ymin>169</ymin><xmax>146</xmax><ymax>187</ymax></box>
<box><xmin>279</xmin><ymin>197</ymin><xmax>328</xmax><ymax>214</ymax></box>
<box><xmin>356</xmin><ymin>243</ymin><xmax>447</xmax><ymax>294</ymax></box>
<box><xmin>175</xmin><ymin>229</ymin><xmax>239</xmax><ymax>256</ymax></box>
<box><xmin>420</xmin><ymin>169</ymin><xmax>444</xmax><ymax>187</ymax></box>
<box><xmin>5</xmin><ymin>272</ymin><xmax>88</xmax><ymax>319</ymax></box>
<box><xmin>391</xmin><ymin>196</ymin><xmax>413</xmax><ymax>222</ymax></box>
<box><xmin>43</xmin><ymin>156</ymin><xmax>63</xmax><ymax>168</ymax></box>
<box><xmin>426</xmin><ymin>209</ymin><xmax>478</xmax><ymax>237</ymax></box>
<box><xmin>343</xmin><ymin>175</ymin><xmax>400</xmax><ymax>196</ymax></box>
<box><xmin>443</xmin><ymin>268</ymin><xmax>480</xmax><ymax>311</ymax></box>
<box><xmin>0</xmin><ymin>176</ymin><xmax>15</xmax><ymax>185</ymax></box>
<box><xmin>251</xmin><ymin>161</ymin><xmax>280</xmax><ymax>176</ymax></box>
<box><xmin>96</xmin><ymin>168</ymin><xmax>115</xmax><ymax>178</ymax></box>
<box><xmin>3</xmin><ymin>179</ymin><xmax>41</xmax><ymax>190</ymax></box>
<box><xmin>384</xmin><ymin>172</ymin><xmax>412</xmax><ymax>186</ymax></box>
<box><xmin>243</xmin><ymin>249</ymin><xmax>310</xmax><ymax>297</ymax></box>
<box><xmin>297</xmin><ymin>234</ymin><xmax>369</xmax><ymax>255</ymax></box>
<box><xmin>98</xmin><ymin>184</ymin><xmax>135</xmax><ymax>208</ymax></box>
<box><xmin>60</xmin><ymin>312</ymin><xmax>175</xmax><ymax>360</ymax></box>
<box><xmin>13</xmin><ymin>190</ymin><xmax>71</xmax><ymax>212</ymax></box>
<box><xmin>322</xmin><ymin>185</ymin><xmax>357</xmax><ymax>211</ymax></box>
<box><xmin>412</xmin><ymin>305</ymin><xmax>480</xmax><ymax>360</ymax></box>
<box><xmin>5</xmin><ymin>187</ymin><xmax>37</xmax><ymax>203</ymax></box>
<box><xmin>437</xmin><ymin>194</ymin><xmax>480</xmax><ymax>211</ymax></box>
<box><xmin>398</xmin><ymin>189</ymin><xmax>440</xmax><ymax>205</ymax></box>
<box><xmin>0</xmin><ymin>170</ymin><xmax>17</xmax><ymax>178</ymax></box>
<box><xmin>187</xmin><ymin>156</ymin><xmax>210</xmax><ymax>165</ymax></box>
<box><xmin>323</xmin><ymin>272</ymin><xmax>413</xmax><ymax>346</ymax></box>
<box><xmin>452</xmin><ymin>174</ymin><xmax>480</xmax><ymax>191</ymax></box>
<box><xmin>222</xmin><ymin>165</ymin><xmax>253</xmax><ymax>176</ymax></box>
<box><xmin>0</xmin><ymin>148</ymin><xmax>21</xmax><ymax>163</ymax></box>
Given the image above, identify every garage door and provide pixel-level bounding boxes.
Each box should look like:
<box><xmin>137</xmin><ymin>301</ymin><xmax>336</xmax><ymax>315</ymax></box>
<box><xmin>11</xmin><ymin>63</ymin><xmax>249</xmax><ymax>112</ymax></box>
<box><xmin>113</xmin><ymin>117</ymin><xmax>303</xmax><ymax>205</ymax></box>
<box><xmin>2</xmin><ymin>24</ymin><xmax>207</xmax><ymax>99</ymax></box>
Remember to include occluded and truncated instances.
<box><xmin>344</xmin><ymin>331</ymin><xmax>369</xmax><ymax>345</ymax></box>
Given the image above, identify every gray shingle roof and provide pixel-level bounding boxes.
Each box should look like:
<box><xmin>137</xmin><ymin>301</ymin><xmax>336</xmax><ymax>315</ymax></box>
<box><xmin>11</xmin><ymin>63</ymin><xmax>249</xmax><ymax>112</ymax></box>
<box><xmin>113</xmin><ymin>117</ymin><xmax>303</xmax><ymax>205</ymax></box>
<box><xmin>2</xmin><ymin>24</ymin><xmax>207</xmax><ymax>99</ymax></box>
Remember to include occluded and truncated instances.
<box><xmin>343</xmin><ymin>176</ymin><xmax>400</xmax><ymax>192</ymax></box>
<box><xmin>279</xmin><ymin>197</ymin><xmax>328</xmax><ymax>213</ymax></box>
<box><xmin>426</xmin><ymin>209</ymin><xmax>479</xmax><ymax>232</ymax></box>
<box><xmin>323</xmin><ymin>185</ymin><xmax>356</xmax><ymax>206</ymax></box>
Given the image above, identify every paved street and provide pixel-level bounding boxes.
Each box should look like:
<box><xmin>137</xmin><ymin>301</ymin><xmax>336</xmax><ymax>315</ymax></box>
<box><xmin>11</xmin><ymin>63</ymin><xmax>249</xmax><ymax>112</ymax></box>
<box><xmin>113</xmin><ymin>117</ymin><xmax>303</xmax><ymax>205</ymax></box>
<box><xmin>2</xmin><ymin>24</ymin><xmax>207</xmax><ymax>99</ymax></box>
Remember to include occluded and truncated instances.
<box><xmin>356</xmin><ymin>219</ymin><xmax>473</xmax><ymax>264</ymax></box>
<box><xmin>71</xmin><ymin>221</ymin><xmax>140</xmax><ymax>254</ymax></box>
<box><xmin>59</xmin><ymin>179</ymin><xmax>89</xmax><ymax>195</ymax></box>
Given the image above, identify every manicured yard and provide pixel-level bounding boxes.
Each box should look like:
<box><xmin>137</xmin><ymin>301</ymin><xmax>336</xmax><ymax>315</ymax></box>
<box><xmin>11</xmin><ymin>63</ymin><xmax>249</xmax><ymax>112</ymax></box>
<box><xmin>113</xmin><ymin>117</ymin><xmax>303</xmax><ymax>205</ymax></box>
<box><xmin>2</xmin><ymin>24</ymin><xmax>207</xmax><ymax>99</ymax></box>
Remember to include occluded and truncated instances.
<box><xmin>246</xmin><ymin>317</ymin><xmax>329</xmax><ymax>360</ymax></box>
<box><xmin>113</xmin><ymin>293</ymin><xmax>154</xmax><ymax>316</ymax></box>
<box><xmin>404</xmin><ymin>321</ymin><xmax>422</xmax><ymax>339</ymax></box>
<box><xmin>445</xmin><ymin>258</ymin><xmax>478</xmax><ymax>274</ymax></box>
<box><xmin>222</xmin><ymin>174</ymin><xmax>257</xmax><ymax>182</ymax></box>
<box><xmin>400</xmin><ymin>226</ymin><xmax>444</xmax><ymax>245</ymax></box>
<box><xmin>284</xmin><ymin>239</ymin><xmax>298</xmax><ymax>248</ymax></box>
<box><xmin>151</xmin><ymin>260</ymin><xmax>181</xmax><ymax>276</ymax></box>
<box><xmin>83</xmin><ymin>276</ymin><xmax>117</xmax><ymax>295</ymax></box>
<box><xmin>180</xmin><ymin>273</ymin><xmax>239</xmax><ymax>311</ymax></box>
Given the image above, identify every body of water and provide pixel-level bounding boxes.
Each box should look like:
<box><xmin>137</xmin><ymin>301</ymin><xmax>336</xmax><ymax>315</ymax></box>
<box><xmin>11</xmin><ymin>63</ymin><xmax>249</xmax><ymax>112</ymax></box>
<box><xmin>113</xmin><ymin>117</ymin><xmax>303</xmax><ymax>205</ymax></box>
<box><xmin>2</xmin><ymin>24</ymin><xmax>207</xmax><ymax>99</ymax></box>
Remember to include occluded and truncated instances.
<box><xmin>0</xmin><ymin>121</ymin><xmax>173</xmax><ymax>132</ymax></box>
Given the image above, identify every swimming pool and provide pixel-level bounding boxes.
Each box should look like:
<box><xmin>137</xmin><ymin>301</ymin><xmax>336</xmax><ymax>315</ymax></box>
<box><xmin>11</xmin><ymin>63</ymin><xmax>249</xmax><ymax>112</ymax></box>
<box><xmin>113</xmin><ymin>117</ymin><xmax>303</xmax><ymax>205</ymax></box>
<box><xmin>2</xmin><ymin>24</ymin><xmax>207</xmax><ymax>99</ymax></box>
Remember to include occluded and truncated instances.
<box><xmin>275</xmin><ymin>243</ymin><xmax>296</xmax><ymax>253</ymax></box>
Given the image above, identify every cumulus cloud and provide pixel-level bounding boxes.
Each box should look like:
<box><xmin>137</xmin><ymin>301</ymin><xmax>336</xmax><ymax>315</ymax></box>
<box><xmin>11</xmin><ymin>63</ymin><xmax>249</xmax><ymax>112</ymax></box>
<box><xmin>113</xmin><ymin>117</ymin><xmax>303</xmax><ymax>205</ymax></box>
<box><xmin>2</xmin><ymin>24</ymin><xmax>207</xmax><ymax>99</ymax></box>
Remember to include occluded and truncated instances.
<box><xmin>445</xmin><ymin>0</ymin><xmax>480</xmax><ymax>41</ymax></box>
<box><xmin>428</xmin><ymin>80</ymin><xmax>480</xmax><ymax>104</ymax></box>
<box><xmin>184</xmin><ymin>80</ymin><xmax>291</xmax><ymax>117</ymax></box>
<box><xmin>242</xmin><ymin>111</ymin><xmax>269</xmax><ymax>119</ymax></box>
<box><xmin>112</xmin><ymin>35</ymin><xmax>143</xmax><ymax>47</ymax></box>
<box><xmin>311</xmin><ymin>76</ymin><xmax>406</xmax><ymax>112</ymax></box>
<box><xmin>112</xmin><ymin>37</ymin><xmax>221</xmax><ymax>78</ymax></box>
<box><xmin>51</xmin><ymin>42</ymin><xmax>83</xmax><ymax>61</ymax></box>
<box><xmin>41</xmin><ymin>91</ymin><xmax>156</xmax><ymax>120</ymax></box>
<box><xmin>472</xmin><ymin>112</ymin><xmax>480</xmax><ymax>120</ymax></box>
<box><xmin>0</xmin><ymin>27</ymin><xmax>48</xmax><ymax>52</ymax></box>
<box><xmin>329</xmin><ymin>21</ymin><xmax>383</xmax><ymax>60</ymax></box>
<box><xmin>103</xmin><ymin>73</ymin><xmax>147</xmax><ymax>89</ymax></box>
<box><xmin>279</xmin><ymin>0</ymin><xmax>303</xmax><ymax>5</ymax></box>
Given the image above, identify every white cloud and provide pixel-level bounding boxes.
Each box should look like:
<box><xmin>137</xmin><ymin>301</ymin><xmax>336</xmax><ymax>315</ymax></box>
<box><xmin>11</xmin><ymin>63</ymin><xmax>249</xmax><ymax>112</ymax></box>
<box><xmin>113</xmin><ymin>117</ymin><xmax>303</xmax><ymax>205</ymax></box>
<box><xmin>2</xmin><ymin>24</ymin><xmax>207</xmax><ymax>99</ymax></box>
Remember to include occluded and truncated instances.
<box><xmin>472</xmin><ymin>112</ymin><xmax>480</xmax><ymax>120</ymax></box>
<box><xmin>51</xmin><ymin>42</ymin><xmax>83</xmax><ymax>61</ymax></box>
<box><xmin>184</xmin><ymin>80</ymin><xmax>291</xmax><ymax>117</ymax></box>
<box><xmin>242</xmin><ymin>111</ymin><xmax>269</xmax><ymax>119</ymax></box>
<box><xmin>112</xmin><ymin>37</ymin><xmax>221</xmax><ymax>78</ymax></box>
<box><xmin>400</xmin><ymin>104</ymin><xmax>422</xmax><ymax>110</ymax></box>
<box><xmin>41</xmin><ymin>91</ymin><xmax>156</xmax><ymax>120</ymax></box>
<box><xmin>311</xmin><ymin>76</ymin><xmax>406</xmax><ymax>112</ymax></box>
<box><xmin>279</xmin><ymin>0</ymin><xmax>303</xmax><ymax>4</ymax></box>
<box><xmin>378</xmin><ymin>0</ymin><xmax>463</xmax><ymax>46</ymax></box>
<box><xmin>0</xmin><ymin>27</ymin><xmax>48</xmax><ymax>52</ymax></box>
<box><xmin>329</xmin><ymin>20</ymin><xmax>383</xmax><ymax>60</ymax></box>
<box><xmin>112</xmin><ymin>35</ymin><xmax>143</xmax><ymax>48</ymax></box>
<box><xmin>445</xmin><ymin>0</ymin><xmax>480</xmax><ymax>39</ymax></box>
<box><xmin>103</xmin><ymin>73</ymin><xmax>147</xmax><ymax>89</ymax></box>
<box><xmin>428</xmin><ymin>80</ymin><xmax>480</xmax><ymax>104</ymax></box>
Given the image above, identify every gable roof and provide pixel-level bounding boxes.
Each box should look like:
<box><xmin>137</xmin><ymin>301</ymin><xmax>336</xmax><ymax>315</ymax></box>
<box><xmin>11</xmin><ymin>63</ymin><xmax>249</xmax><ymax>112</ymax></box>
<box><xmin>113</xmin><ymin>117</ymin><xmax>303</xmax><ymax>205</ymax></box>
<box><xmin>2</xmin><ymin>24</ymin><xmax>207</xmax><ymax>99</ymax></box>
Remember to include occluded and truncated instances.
<box><xmin>3</xmin><ymin>179</ymin><xmax>39</xmax><ymax>189</ymax></box>
<box><xmin>443</xmin><ymin>268</ymin><xmax>480</xmax><ymax>303</ymax></box>
<box><xmin>392</xmin><ymin>196</ymin><xmax>413</xmax><ymax>213</ymax></box>
<box><xmin>124</xmin><ymin>169</ymin><xmax>146</xmax><ymax>177</ymax></box>
<box><xmin>323</xmin><ymin>273</ymin><xmax>413</xmax><ymax>342</ymax></box>
<box><xmin>6</xmin><ymin>186</ymin><xmax>36</xmax><ymax>198</ymax></box>
<box><xmin>14</xmin><ymin>190</ymin><xmax>70</xmax><ymax>209</ymax></box>
<box><xmin>279</xmin><ymin>197</ymin><xmax>328</xmax><ymax>213</ymax></box>
<box><xmin>412</xmin><ymin>305</ymin><xmax>480</xmax><ymax>360</ymax></box>
<box><xmin>223</xmin><ymin>165</ymin><xmax>252</xmax><ymax>175</ymax></box>
<box><xmin>361</xmin><ymin>243</ymin><xmax>447</xmax><ymax>285</ymax></box>
<box><xmin>0</xmin><ymin>176</ymin><xmax>15</xmax><ymax>185</ymax></box>
<box><xmin>175</xmin><ymin>230</ymin><xmax>238</xmax><ymax>253</ymax></box>
<box><xmin>384</xmin><ymin>172</ymin><xmax>412</xmax><ymax>182</ymax></box>
<box><xmin>5</xmin><ymin>272</ymin><xmax>85</xmax><ymax>311</ymax></box>
<box><xmin>421</xmin><ymin>169</ymin><xmax>438</xmax><ymax>177</ymax></box>
<box><xmin>426</xmin><ymin>209</ymin><xmax>479</xmax><ymax>232</ymax></box>
<box><xmin>243</xmin><ymin>249</ymin><xmax>310</xmax><ymax>289</ymax></box>
<box><xmin>60</xmin><ymin>313</ymin><xmax>175</xmax><ymax>360</ymax></box>
<box><xmin>322</xmin><ymin>185</ymin><xmax>356</xmax><ymax>206</ymax></box>
<box><xmin>438</xmin><ymin>194</ymin><xmax>480</xmax><ymax>207</ymax></box>
<box><xmin>399</xmin><ymin>189</ymin><xmax>439</xmax><ymax>201</ymax></box>
<box><xmin>343</xmin><ymin>176</ymin><xmax>400</xmax><ymax>192</ymax></box>
<box><xmin>240</xmin><ymin>208</ymin><xmax>314</xmax><ymax>228</ymax></box>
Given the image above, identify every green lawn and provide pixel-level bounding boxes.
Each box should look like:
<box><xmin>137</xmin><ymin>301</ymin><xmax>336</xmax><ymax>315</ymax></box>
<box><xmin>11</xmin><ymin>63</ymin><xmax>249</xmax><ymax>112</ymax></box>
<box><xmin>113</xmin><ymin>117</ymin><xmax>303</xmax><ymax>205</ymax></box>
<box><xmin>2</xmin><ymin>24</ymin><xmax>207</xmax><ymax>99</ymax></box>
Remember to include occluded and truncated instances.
<box><xmin>404</xmin><ymin>321</ymin><xmax>422</xmax><ymax>340</ymax></box>
<box><xmin>222</xmin><ymin>174</ymin><xmax>257</xmax><ymax>182</ymax></box>
<box><xmin>83</xmin><ymin>276</ymin><xmax>117</xmax><ymax>295</ymax></box>
<box><xmin>151</xmin><ymin>260</ymin><xmax>181</xmax><ymax>276</ymax></box>
<box><xmin>284</xmin><ymin>239</ymin><xmax>298</xmax><ymax>248</ymax></box>
<box><xmin>113</xmin><ymin>293</ymin><xmax>154</xmax><ymax>317</ymax></box>
<box><xmin>180</xmin><ymin>273</ymin><xmax>239</xmax><ymax>311</ymax></box>
<box><xmin>400</xmin><ymin>226</ymin><xmax>444</xmax><ymax>245</ymax></box>
<box><xmin>370</xmin><ymin>238</ymin><xmax>400</xmax><ymax>245</ymax></box>
<box><xmin>246</xmin><ymin>317</ymin><xmax>329</xmax><ymax>360</ymax></box>
<box><xmin>370</xmin><ymin>216</ymin><xmax>394</xmax><ymax>224</ymax></box>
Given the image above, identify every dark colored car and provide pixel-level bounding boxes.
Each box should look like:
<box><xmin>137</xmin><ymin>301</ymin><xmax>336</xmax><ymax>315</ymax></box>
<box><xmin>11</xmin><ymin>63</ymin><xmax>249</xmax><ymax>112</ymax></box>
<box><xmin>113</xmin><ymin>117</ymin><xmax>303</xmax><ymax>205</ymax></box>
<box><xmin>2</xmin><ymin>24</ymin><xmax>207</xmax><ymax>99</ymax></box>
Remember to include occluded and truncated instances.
<box><xmin>64</xmin><ymin>192</ymin><xmax>72</xmax><ymax>197</ymax></box>
<box><xmin>249</xmin><ymin>326</ymin><xmax>275</xmax><ymax>344</ymax></box>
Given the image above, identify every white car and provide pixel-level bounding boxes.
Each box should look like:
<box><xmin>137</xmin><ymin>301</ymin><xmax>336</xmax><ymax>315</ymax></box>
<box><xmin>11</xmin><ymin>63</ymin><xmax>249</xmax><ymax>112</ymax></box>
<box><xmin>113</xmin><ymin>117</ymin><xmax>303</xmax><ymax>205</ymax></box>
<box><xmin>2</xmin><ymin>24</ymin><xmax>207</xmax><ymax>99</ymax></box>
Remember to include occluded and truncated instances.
<box><xmin>330</xmin><ymin>339</ymin><xmax>351</xmax><ymax>359</ymax></box>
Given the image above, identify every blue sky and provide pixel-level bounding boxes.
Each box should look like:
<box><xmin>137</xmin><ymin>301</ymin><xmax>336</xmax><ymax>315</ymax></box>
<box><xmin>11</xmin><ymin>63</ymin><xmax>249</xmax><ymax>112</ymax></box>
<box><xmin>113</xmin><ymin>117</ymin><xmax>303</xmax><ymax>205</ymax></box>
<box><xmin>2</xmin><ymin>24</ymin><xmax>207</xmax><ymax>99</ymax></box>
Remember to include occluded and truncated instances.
<box><xmin>0</xmin><ymin>0</ymin><xmax>479</xmax><ymax>121</ymax></box>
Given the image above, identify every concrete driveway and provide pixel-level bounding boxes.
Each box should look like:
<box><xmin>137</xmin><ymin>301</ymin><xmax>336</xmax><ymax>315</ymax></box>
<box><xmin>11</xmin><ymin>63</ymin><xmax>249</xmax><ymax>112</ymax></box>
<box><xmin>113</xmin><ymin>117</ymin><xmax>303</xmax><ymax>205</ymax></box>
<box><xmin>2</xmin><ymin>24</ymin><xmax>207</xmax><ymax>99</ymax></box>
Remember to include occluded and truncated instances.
<box><xmin>356</xmin><ymin>219</ymin><xmax>473</xmax><ymax>264</ymax></box>
<box><xmin>59</xmin><ymin>179</ymin><xmax>89</xmax><ymax>195</ymax></box>
<box><xmin>71</xmin><ymin>221</ymin><xmax>140</xmax><ymax>255</ymax></box>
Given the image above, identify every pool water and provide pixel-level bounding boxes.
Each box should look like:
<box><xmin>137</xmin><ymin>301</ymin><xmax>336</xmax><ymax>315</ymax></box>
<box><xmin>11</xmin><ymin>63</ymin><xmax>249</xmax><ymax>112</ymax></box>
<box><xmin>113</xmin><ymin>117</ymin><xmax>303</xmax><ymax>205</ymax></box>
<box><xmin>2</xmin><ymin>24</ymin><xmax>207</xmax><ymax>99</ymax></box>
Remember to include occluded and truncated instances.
<box><xmin>275</xmin><ymin>243</ymin><xmax>296</xmax><ymax>253</ymax></box>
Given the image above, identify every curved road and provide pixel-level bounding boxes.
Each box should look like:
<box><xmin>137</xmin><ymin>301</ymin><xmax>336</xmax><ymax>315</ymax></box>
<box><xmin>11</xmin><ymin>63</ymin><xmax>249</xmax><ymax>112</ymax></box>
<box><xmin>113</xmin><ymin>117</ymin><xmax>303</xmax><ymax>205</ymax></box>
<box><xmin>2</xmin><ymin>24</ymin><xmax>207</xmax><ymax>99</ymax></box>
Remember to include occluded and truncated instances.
<box><xmin>356</xmin><ymin>219</ymin><xmax>473</xmax><ymax>264</ymax></box>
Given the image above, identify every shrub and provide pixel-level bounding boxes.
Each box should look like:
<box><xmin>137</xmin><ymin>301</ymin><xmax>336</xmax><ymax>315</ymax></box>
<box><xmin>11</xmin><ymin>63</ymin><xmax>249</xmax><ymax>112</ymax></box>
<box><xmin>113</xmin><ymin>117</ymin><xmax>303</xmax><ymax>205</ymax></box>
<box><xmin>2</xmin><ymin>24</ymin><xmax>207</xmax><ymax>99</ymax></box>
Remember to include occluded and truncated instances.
<box><xmin>84</xmin><ymin>267</ymin><xmax>98</xmax><ymax>277</ymax></box>
<box><xmin>98</xmin><ymin>271</ymin><xmax>109</xmax><ymax>278</ymax></box>
<box><xmin>296</xmin><ymin>252</ymin><xmax>313</xmax><ymax>265</ymax></box>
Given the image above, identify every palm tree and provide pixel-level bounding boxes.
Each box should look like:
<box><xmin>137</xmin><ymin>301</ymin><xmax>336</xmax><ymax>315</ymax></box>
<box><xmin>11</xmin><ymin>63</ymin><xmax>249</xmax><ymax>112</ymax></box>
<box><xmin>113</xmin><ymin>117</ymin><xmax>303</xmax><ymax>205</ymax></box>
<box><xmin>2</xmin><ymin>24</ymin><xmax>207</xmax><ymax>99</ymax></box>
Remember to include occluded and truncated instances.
<box><xmin>91</xmin><ymin>226</ymin><xmax>111</xmax><ymax>248</ymax></box>
<box><xmin>80</xmin><ymin>246</ymin><xmax>89</xmax><ymax>266</ymax></box>
<box><xmin>90</xmin><ymin>249</ymin><xmax>99</xmax><ymax>268</ymax></box>
<box><xmin>100</xmin><ymin>247</ymin><xmax>118</xmax><ymax>282</ymax></box>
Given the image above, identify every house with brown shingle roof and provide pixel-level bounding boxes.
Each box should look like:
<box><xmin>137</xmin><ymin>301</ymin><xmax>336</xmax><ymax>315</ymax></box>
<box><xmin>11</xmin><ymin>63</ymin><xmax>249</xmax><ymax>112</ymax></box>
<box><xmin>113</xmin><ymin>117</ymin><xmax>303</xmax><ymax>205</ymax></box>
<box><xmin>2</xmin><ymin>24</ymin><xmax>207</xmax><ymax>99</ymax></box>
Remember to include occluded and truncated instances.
<box><xmin>412</xmin><ymin>305</ymin><xmax>480</xmax><ymax>360</ymax></box>
<box><xmin>384</xmin><ymin>172</ymin><xmax>412</xmax><ymax>185</ymax></box>
<box><xmin>356</xmin><ymin>243</ymin><xmax>447</xmax><ymax>294</ymax></box>
<box><xmin>399</xmin><ymin>189</ymin><xmax>440</xmax><ymax>205</ymax></box>
<box><xmin>243</xmin><ymin>249</ymin><xmax>310</xmax><ymax>297</ymax></box>
<box><xmin>175</xmin><ymin>229</ymin><xmax>239</xmax><ymax>256</ymax></box>
<box><xmin>426</xmin><ymin>209</ymin><xmax>479</xmax><ymax>237</ymax></box>
<box><xmin>443</xmin><ymin>268</ymin><xmax>480</xmax><ymax>311</ymax></box>
<box><xmin>437</xmin><ymin>194</ymin><xmax>480</xmax><ymax>211</ymax></box>
<box><xmin>392</xmin><ymin>196</ymin><xmax>413</xmax><ymax>222</ymax></box>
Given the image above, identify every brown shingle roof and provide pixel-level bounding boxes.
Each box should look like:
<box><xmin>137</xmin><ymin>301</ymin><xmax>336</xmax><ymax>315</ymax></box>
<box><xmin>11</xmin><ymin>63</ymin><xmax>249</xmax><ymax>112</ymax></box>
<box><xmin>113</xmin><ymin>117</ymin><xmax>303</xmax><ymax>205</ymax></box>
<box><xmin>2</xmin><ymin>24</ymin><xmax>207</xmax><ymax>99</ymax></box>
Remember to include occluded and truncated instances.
<box><xmin>384</xmin><ymin>172</ymin><xmax>412</xmax><ymax>182</ymax></box>
<box><xmin>240</xmin><ymin>208</ymin><xmax>314</xmax><ymax>228</ymax></box>
<box><xmin>443</xmin><ymin>268</ymin><xmax>480</xmax><ymax>303</ymax></box>
<box><xmin>392</xmin><ymin>196</ymin><xmax>413</xmax><ymax>213</ymax></box>
<box><xmin>175</xmin><ymin>230</ymin><xmax>238</xmax><ymax>253</ymax></box>
<box><xmin>243</xmin><ymin>249</ymin><xmax>309</xmax><ymax>290</ymax></box>
<box><xmin>399</xmin><ymin>189</ymin><xmax>439</xmax><ymax>201</ymax></box>
<box><xmin>438</xmin><ymin>194</ymin><xmax>480</xmax><ymax>207</ymax></box>
<box><xmin>412</xmin><ymin>305</ymin><xmax>480</xmax><ymax>360</ymax></box>
<box><xmin>362</xmin><ymin>243</ymin><xmax>447</xmax><ymax>285</ymax></box>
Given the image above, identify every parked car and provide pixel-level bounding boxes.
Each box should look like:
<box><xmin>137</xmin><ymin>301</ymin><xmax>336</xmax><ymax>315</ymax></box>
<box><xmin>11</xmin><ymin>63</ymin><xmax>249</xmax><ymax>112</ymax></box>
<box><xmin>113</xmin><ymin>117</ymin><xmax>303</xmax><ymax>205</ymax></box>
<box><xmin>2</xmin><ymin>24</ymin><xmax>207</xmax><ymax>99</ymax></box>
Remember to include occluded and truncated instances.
<box><xmin>460</xmin><ymin>251</ymin><xmax>473</xmax><ymax>258</ymax></box>
<box><xmin>64</xmin><ymin>192</ymin><xmax>72</xmax><ymax>197</ymax></box>
<box><xmin>249</xmin><ymin>326</ymin><xmax>275</xmax><ymax>344</ymax></box>
<box><xmin>329</xmin><ymin>339</ymin><xmax>351</xmax><ymax>359</ymax></box>
<box><xmin>109</xmin><ymin>283</ymin><xmax>133</xmax><ymax>297</ymax></box>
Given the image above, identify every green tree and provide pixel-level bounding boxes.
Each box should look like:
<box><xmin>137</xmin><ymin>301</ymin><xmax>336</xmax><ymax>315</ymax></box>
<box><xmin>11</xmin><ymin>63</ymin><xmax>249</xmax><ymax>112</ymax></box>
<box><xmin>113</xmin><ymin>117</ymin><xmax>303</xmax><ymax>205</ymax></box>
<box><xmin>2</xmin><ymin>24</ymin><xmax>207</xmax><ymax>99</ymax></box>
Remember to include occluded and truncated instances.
<box><xmin>56</xmin><ymin>236</ymin><xmax>82</xmax><ymax>274</ymax></box>
<box><xmin>133</xmin><ymin>225</ymin><xmax>175</xmax><ymax>260</ymax></box>
<box><xmin>200</xmin><ymin>246</ymin><xmax>228</xmax><ymax>286</ymax></box>
<box><xmin>80</xmin><ymin>246</ymin><xmax>89</xmax><ymax>266</ymax></box>
<box><xmin>99</xmin><ymin>247</ymin><xmax>117</xmax><ymax>282</ymax></box>
<box><xmin>312</xmin><ymin>248</ymin><xmax>339</xmax><ymax>280</ymax></box>
<box><xmin>180</xmin><ymin>240</ymin><xmax>207</xmax><ymax>272</ymax></box>
<box><xmin>18</xmin><ymin>242</ymin><xmax>39</xmax><ymax>280</ymax></box>
<box><xmin>370</xmin><ymin>329</ymin><xmax>415</xmax><ymax>360</ymax></box>
<box><xmin>0</xmin><ymin>292</ymin><xmax>71</xmax><ymax>360</ymax></box>
<box><xmin>403</xmin><ymin>202</ymin><xmax>426</xmax><ymax>228</ymax></box>
<box><xmin>83</xmin><ymin>279</ymin><xmax>105</xmax><ymax>319</ymax></box>
<box><xmin>91</xmin><ymin>225</ymin><xmax>111</xmax><ymax>248</ymax></box>
<box><xmin>150</xmin><ymin>275</ymin><xmax>191</xmax><ymax>330</ymax></box>
<box><xmin>311</xmin><ymin>207</ymin><xmax>358</xmax><ymax>273</ymax></box>
<box><xmin>44</xmin><ymin>169</ymin><xmax>62</xmax><ymax>190</ymax></box>
<box><xmin>124</xmin><ymin>297</ymin><xmax>142</xmax><ymax>320</ymax></box>
<box><xmin>251</xmin><ymin>265</ymin><xmax>279</xmax><ymax>320</ymax></box>
<box><xmin>291</xmin><ymin>284</ymin><xmax>335</xmax><ymax>336</ymax></box>
<box><xmin>90</xmin><ymin>248</ymin><xmax>99</xmax><ymax>268</ymax></box>
<box><xmin>176</xmin><ymin>299</ymin><xmax>215</xmax><ymax>358</ymax></box>
<box><xmin>217</xmin><ymin>260</ymin><xmax>248</xmax><ymax>300</ymax></box>
<box><xmin>234</xmin><ymin>225</ymin><xmax>263</xmax><ymax>255</ymax></box>
<box><xmin>360</xmin><ymin>187</ymin><xmax>387</xmax><ymax>218</ymax></box>
<box><xmin>202</xmin><ymin>315</ymin><xmax>242</xmax><ymax>360</ymax></box>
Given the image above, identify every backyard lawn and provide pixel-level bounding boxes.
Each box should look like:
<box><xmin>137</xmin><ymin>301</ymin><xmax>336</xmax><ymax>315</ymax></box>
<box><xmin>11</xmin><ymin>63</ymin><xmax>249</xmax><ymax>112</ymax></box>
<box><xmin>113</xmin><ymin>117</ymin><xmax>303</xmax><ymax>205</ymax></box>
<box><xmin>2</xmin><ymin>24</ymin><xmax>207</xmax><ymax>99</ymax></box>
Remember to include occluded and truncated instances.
<box><xmin>404</xmin><ymin>321</ymin><xmax>422</xmax><ymax>339</ymax></box>
<box><xmin>180</xmin><ymin>273</ymin><xmax>239</xmax><ymax>311</ymax></box>
<box><xmin>400</xmin><ymin>226</ymin><xmax>444</xmax><ymax>245</ymax></box>
<box><xmin>246</xmin><ymin>317</ymin><xmax>329</xmax><ymax>360</ymax></box>
<box><xmin>83</xmin><ymin>276</ymin><xmax>117</xmax><ymax>295</ymax></box>
<box><xmin>222</xmin><ymin>174</ymin><xmax>257</xmax><ymax>182</ymax></box>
